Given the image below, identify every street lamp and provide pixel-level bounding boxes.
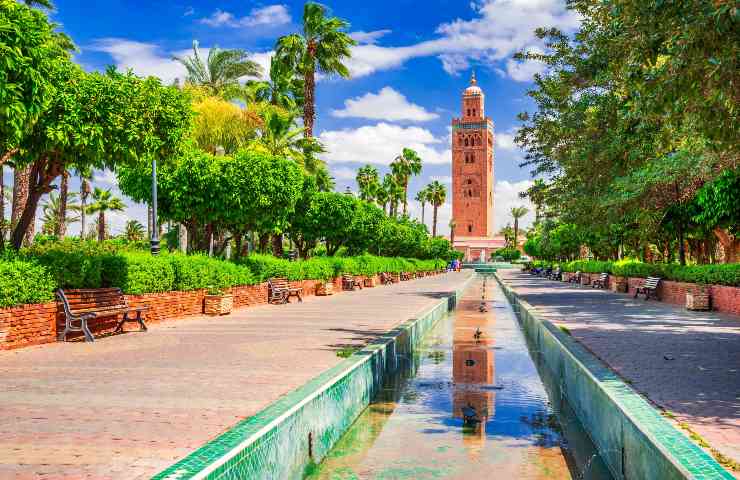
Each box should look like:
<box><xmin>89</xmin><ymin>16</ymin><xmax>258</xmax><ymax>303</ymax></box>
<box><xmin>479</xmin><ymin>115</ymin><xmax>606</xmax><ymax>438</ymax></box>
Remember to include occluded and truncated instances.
<box><xmin>150</xmin><ymin>157</ymin><xmax>160</xmax><ymax>255</ymax></box>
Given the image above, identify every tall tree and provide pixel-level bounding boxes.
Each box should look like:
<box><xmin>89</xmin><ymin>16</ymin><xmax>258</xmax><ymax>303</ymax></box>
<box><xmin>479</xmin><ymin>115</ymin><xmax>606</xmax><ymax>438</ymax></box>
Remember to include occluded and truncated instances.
<box><xmin>274</xmin><ymin>2</ymin><xmax>355</xmax><ymax>138</ymax></box>
<box><xmin>382</xmin><ymin>173</ymin><xmax>403</xmax><ymax>218</ymax></box>
<box><xmin>510</xmin><ymin>206</ymin><xmax>529</xmax><ymax>249</ymax></box>
<box><xmin>173</xmin><ymin>41</ymin><xmax>263</xmax><ymax>98</ymax></box>
<box><xmin>125</xmin><ymin>220</ymin><xmax>145</xmax><ymax>242</ymax></box>
<box><xmin>356</xmin><ymin>165</ymin><xmax>379</xmax><ymax>202</ymax></box>
<box><xmin>390</xmin><ymin>148</ymin><xmax>422</xmax><ymax>216</ymax></box>
<box><xmin>245</xmin><ymin>55</ymin><xmax>304</xmax><ymax>112</ymax></box>
<box><xmin>415</xmin><ymin>187</ymin><xmax>429</xmax><ymax>225</ymax></box>
<box><xmin>426</xmin><ymin>181</ymin><xmax>446</xmax><ymax>237</ymax></box>
<box><xmin>8</xmin><ymin>63</ymin><xmax>192</xmax><ymax>249</ymax></box>
<box><xmin>86</xmin><ymin>188</ymin><xmax>124</xmax><ymax>241</ymax></box>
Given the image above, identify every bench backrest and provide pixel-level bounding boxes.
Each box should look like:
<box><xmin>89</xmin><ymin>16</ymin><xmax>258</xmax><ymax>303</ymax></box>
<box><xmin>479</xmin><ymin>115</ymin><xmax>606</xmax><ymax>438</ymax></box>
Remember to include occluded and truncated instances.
<box><xmin>269</xmin><ymin>278</ymin><xmax>290</xmax><ymax>290</ymax></box>
<box><xmin>598</xmin><ymin>273</ymin><xmax>608</xmax><ymax>280</ymax></box>
<box><xmin>342</xmin><ymin>274</ymin><xmax>354</xmax><ymax>280</ymax></box>
<box><xmin>58</xmin><ymin>288</ymin><xmax>127</xmax><ymax>316</ymax></box>
<box><xmin>643</xmin><ymin>277</ymin><xmax>661</xmax><ymax>288</ymax></box>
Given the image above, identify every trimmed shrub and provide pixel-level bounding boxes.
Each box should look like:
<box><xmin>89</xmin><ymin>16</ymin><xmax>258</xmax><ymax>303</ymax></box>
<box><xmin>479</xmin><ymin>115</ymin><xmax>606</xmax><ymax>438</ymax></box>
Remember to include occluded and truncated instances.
<box><xmin>168</xmin><ymin>254</ymin><xmax>256</xmax><ymax>291</ymax></box>
<box><xmin>22</xmin><ymin>240</ymin><xmax>117</xmax><ymax>289</ymax></box>
<box><xmin>562</xmin><ymin>260</ymin><xmax>614</xmax><ymax>274</ymax></box>
<box><xmin>104</xmin><ymin>252</ymin><xmax>176</xmax><ymax>295</ymax></box>
<box><xmin>0</xmin><ymin>259</ymin><xmax>57</xmax><ymax>307</ymax></box>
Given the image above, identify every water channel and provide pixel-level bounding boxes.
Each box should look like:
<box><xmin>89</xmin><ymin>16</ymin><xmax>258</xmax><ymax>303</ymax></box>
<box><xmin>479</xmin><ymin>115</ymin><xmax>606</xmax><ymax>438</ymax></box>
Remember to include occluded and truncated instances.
<box><xmin>307</xmin><ymin>276</ymin><xmax>613</xmax><ymax>479</ymax></box>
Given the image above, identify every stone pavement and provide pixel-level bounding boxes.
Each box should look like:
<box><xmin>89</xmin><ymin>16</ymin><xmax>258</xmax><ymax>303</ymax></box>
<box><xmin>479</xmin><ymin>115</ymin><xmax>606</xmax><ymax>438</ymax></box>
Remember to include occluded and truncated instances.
<box><xmin>0</xmin><ymin>271</ymin><xmax>472</xmax><ymax>480</ymax></box>
<box><xmin>497</xmin><ymin>270</ymin><xmax>740</xmax><ymax>477</ymax></box>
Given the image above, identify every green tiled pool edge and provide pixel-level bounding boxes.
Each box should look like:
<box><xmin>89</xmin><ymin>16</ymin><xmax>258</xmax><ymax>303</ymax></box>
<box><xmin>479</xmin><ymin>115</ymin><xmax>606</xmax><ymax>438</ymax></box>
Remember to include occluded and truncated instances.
<box><xmin>152</xmin><ymin>274</ymin><xmax>475</xmax><ymax>480</ymax></box>
<box><xmin>494</xmin><ymin>273</ymin><xmax>733</xmax><ymax>480</ymax></box>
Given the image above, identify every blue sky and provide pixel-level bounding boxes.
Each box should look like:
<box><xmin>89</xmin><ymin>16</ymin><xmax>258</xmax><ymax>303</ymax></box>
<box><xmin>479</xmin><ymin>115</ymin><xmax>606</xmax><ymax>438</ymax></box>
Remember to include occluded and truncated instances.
<box><xmin>8</xmin><ymin>0</ymin><xmax>582</xmax><ymax>236</ymax></box>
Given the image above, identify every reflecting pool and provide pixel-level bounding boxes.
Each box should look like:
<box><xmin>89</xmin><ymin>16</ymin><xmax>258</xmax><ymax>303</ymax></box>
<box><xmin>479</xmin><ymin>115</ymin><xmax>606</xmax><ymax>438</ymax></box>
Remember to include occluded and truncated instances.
<box><xmin>307</xmin><ymin>276</ymin><xmax>612</xmax><ymax>479</ymax></box>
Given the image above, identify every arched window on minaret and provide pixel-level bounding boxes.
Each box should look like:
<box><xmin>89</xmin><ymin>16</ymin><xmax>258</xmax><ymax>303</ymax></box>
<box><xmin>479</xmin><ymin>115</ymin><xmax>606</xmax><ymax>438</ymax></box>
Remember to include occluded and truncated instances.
<box><xmin>464</xmin><ymin>138</ymin><xmax>469</xmax><ymax>147</ymax></box>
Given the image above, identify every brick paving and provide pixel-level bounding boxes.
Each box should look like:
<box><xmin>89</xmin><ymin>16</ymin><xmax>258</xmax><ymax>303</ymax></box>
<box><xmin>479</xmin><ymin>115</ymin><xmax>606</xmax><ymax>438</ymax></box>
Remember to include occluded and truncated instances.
<box><xmin>497</xmin><ymin>270</ymin><xmax>740</xmax><ymax>477</ymax></box>
<box><xmin>0</xmin><ymin>271</ymin><xmax>472</xmax><ymax>480</ymax></box>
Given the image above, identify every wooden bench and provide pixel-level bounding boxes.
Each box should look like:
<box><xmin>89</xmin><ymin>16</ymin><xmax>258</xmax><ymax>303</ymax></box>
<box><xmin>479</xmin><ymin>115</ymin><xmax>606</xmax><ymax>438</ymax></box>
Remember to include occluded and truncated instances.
<box><xmin>380</xmin><ymin>272</ymin><xmax>394</xmax><ymax>285</ymax></box>
<box><xmin>342</xmin><ymin>274</ymin><xmax>363</xmax><ymax>291</ymax></box>
<box><xmin>57</xmin><ymin>288</ymin><xmax>149</xmax><ymax>343</ymax></box>
<box><xmin>634</xmin><ymin>277</ymin><xmax>661</xmax><ymax>300</ymax></box>
<box><xmin>268</xmin><ymin>278</ymin><xmax>303</xmax><ymax>304</ymax></box>
<box><xmin>568</xmin><ymin>271</ymin><xmax>582</xmax><ymax>284</ymax></box>
<box><xmin>548</xmin><ymin>267</ymin><xmax>562</xmax><ymax>281</ymax></box>
<box><xmin>592</xmin><ymin>272</ymin><xmax>609</xmax><ymax>289</ymax></box>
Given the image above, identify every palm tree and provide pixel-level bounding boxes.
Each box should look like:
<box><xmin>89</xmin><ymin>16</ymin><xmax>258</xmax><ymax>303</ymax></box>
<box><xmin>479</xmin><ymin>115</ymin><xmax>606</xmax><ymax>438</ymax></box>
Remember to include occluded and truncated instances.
<box><xmin>125</xmin><ymin>220</ymin><xmax>145</xmax><ymax>242</ymax></box>
<box><xmin>87</xmin><ymin>188</ymin><xmax>125</xmax><ymax>241</ymax></box>
<box><xmin>449</xmin><ymin>218</ymin><xmax>457</xmax><ymax>246</ymax></box>
<box><xmin>314</xmin><ymin>166</ymin><xmax>335</xmax><ymax>192</ymax></box>
<box><xmin>426</xmin><ymin>181</ymin><xmax>447</xmax><ymax>237</ymax></box>
<box><xmin>76</xmin><ymin>168</ymin><xmax>92</xmax><ymax>240</ymax></box>
<box><xmin>390</xmin><ymin>148</ymin><xmax>422</xmax><ymax>216</ymax></box>
<box><xmin>382</xmin><ymin>174</ymin><xmax>404</xmax><ymax>218</ymax></box>
<box><xmin>356</xmin><ymin>165</ymin><xmax>379</xmax><ymax>202</ymax></box>
<box><xmin>173</xmin><ymin>41</ymin><xmax>263</xmax><ymax>98</ymax></box>
<box><xmin>415</xmin><ymin>187</ymin><xmax>429</xmax><ymax>225</ymax></box>
<box><xmin>274</xmin><ymin>3</ymin><xmax>356</xmax><ymax>138</ymax></box>
<box><xmin>257</xmin><ymin>108</ymin><xmax>325</xmax><ymax>174</ymax></box>
<box><xmin>41</xmin><ymin>190</ymin><xmax>79</xmax><ymax>235</ymax></box>
<box><xmin>245</xmin><ymin>55</ymin><xmax>304</xmax><ymax>112</ymax></box>
<box><xmin>375</xmin><ymin>182</ymin><xmax>389</xmax><ymax>215</ymax></box>
<box><xmin>510</xmin><ymin>206</ymin><xmax>529</xmax><ymax>248</ymax></box>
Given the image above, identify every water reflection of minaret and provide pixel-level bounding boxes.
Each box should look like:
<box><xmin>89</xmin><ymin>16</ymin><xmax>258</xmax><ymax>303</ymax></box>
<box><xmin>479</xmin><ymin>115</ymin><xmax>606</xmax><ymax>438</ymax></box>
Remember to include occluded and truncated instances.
<box><xmin>452</xmin><ymin>281</ymin><xmax>496</xmax><ymax>455</ymax></box>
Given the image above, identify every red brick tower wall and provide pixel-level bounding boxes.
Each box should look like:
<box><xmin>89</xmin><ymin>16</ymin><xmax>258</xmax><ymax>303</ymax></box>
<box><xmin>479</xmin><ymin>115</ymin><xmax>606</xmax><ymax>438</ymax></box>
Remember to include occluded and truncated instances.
<box><xmin>452</xmin><ymin>73</ymin><xmax>495</xmax><ymax>239</ymax></box>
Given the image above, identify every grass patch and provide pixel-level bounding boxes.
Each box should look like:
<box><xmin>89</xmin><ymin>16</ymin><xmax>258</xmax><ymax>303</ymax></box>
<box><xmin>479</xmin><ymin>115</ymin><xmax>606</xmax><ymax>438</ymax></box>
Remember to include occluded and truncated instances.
<box><xmin>336</xmin><ymin>346</ymin><xmax>360</xmax><ymax>358</ymax></box>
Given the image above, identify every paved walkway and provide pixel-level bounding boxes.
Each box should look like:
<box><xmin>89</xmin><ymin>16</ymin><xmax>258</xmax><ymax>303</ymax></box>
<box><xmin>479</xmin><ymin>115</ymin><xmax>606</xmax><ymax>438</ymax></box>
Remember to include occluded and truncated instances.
<box><xmin>497</xmin><ymin>270</ymin><xmax>740</xmax><ymax>476</ymax></box>
<box><xmin>0</xmin><ymin>271</ymin><xmax>473</xmax><ymax>480</ymax></box>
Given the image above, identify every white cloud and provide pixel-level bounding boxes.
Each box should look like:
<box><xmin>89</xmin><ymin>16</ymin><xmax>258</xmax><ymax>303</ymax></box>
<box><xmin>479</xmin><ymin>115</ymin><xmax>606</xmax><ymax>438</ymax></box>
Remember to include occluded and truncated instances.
<box><xmin>319</xmin><ymin>123</ymin><xmax>451</xmax><ymax>166</ymax></box>
<box><xmin>331</xmin><ymin>87</ymin><xmax>438</xmax><ymax>122</ymax></box>
<box><xmin>332</xmin><ymin>167</ymin><xmax>357</xmax><ymax>180</ymax></box>
<box><xmin>90</xmin><ymin>38</ymin><xmax>271</xmax><ymax>83</ymax></box>
<box><xmin>200</xmin><ymin>5</ymin><xmax>291</xmax><ymax>28</ymax></box>
<box><xmin>346</xmin><ymin>0</ymin><xmax>580</xmax><ymax>80</ymax></box>
<box><xmin>350</xmin><ymin>30</ymin><xmax>392</xmax><ymax>44</ymax></box>
<box><xmin>495</xmin><ymin>128</ymin><xmax>518</xmax><ymax>150</ymax></box>
<box><xmin>90</xmin><ymin>39</ymin><xmax>186</xmax><ymax>84</ymax></box>
<box><xmin>493</xmin><ymin>179</ymin><xmax>535</xmax><ymax>230</ymax></box>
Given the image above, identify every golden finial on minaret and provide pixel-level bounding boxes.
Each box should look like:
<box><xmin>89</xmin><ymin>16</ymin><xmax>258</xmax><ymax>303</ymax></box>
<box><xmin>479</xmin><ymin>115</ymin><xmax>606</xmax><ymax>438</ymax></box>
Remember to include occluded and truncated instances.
<box><xmin>470</xmin><ymin>70</ymin><xmax>477</xmax><ymax>85</ymax></box>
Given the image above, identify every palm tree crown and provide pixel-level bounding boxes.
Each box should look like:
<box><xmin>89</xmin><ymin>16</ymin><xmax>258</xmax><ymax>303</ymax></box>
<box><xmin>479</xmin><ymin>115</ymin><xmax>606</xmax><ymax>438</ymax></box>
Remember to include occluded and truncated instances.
<box><xmin>390</xmin><ymin>148</ymin><xmax>422</xmax><ymax>216</ymax></box>
<box><xmin>356</xmin><ymin>165</ymin><xmax>379</xmax><ymax>202</ymax></box>
<box><xmin>274</xmin><ymin>2</ymin><xmax>356</xmax><ymax>138</ymax></box>
<box><xmin>87</xmin><ymin>188</ymin><xmax>125</xmax><ymax>241</ymax></box>
<box><xmin>426</xmin><ymin>181</ymin><xmax>447</xmax><ymax>237</ymax></box>
<box><xmin>174</xmin><ymin>41</ymin><xmax>263</xmax><ymax>98</ymax></box>
<box><xmin>415</xmin><ymin>186</ymin><xmax>429</xmax><ymax>225</ymax></box>
<box><xmin>510</xmin><ymin>205</ymin><xmax>529</xmax><ymax>247</ymax></box>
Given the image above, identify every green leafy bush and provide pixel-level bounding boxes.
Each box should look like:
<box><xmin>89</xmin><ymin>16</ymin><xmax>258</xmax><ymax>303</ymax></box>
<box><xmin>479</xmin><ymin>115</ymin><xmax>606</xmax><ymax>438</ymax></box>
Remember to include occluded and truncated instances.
<box><xmin>492</xmin><ymin>247</ymin><xmax>521</xmax><ymax>262</ymax></box>
<box><xmin>104</xmin><ymin>252</ymin><xmax>176</xmax><ymax>295</ymax></box>
<box><xmin>562</xmin><ymin>260</ymin><xmax>614</xmax><ymax>274</ymax></box>
<box><xmin>0</xmin><ymin>259</ymin><xmax>57</xmax><ymax>307</ymax></box>
<box><xmin>22</xmin><ymin>239</ymin><xmax>118</xmax><ymax>289</ymax></box>
<box><xmin>168</xmin><ymin>254</ymin><xmax>256</xmax><ymax>291</ymax></box>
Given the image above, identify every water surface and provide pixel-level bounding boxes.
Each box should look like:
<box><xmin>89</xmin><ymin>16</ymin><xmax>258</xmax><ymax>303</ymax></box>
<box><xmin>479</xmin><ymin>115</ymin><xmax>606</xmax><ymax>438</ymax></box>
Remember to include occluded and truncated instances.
<box><xmin>307</xmin><ymin>277</ymin><xmax>612</xmax><ymax>479</ymax></box>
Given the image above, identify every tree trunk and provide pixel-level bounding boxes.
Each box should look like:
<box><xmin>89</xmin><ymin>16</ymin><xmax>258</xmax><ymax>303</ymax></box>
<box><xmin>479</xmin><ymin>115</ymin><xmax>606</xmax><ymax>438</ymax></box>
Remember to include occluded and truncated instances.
<box><xmin>432</xmin><ymin>205</ymin><xmax>438</xmax><ymax>237</ymax></box>
<box><xmin>272</xmin><ymin>233</ymin><xmax>283</xmax><ymax>257</ymax></box>
<box><xmin>303</xmin><ymin>50</ymin><xmax>316</xmax><ymax>138</ymax></box>
<box><xmin>12</xmin><ymin>159</ymin><xmax>57</xmax><ymax>249</ymax></box>
<box><xmin>55</xmin><ymin>170</ymin><xmax>69</xmax><ymax>238</ymax></box>
<box><xmin>1</xmin><ymin>148</ymin><xmax>18</xmax><ymax>167</ymax></box>
<box><xmin>178</xmin><ymin>223</ymin><xmax>187</xmax><ymax>252</ymax></box>
<box><xmin>713</xmin><ymin>228</ymin><xmax>740</xmax><ymax>263</ymax></box>
<box><xmin>258</xmin><ymin>232</ymin><xmax>270</xmax><ymax>253</ymax></box>
<box><xmin>677</xmin><ymin>222</ymin><xmax>686</xmax><ymax>266</ymax></box>
<box><xmin>514</xmin><ymin>218</ymin><xmax>519</xmax><ymax>248</ymax></box>
<box><xmin>11</xmin><ymin>164</ymin><xmax>30</xmax><ymax>233</ymax></box>
<box><xmin>402</xmin><ymin>183</ymin><xmax>408</xmax><ymax>216</ymax></box>
<box><xmin>421</xmin><ymin>202</ymin><xmax>425</xmax><ymax>225</ymax></box>
<box><xmin>98</xmin><ymin>211</ymin><xmax>105</xmax><ymax>241</ymax></box>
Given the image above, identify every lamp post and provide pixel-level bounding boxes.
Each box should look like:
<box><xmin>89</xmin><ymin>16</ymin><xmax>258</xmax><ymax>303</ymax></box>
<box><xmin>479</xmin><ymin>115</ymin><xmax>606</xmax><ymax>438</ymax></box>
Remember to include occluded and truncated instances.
<box><xmin>150</xmin><ymin>157</ymin><xmax>160</xmax><ymax>255</ymax></box>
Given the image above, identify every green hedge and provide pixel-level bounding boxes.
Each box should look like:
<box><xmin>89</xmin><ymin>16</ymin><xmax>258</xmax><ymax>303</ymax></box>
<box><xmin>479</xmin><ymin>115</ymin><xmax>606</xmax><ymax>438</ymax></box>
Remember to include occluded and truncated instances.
<box><xmin>556</xmin><ymin>259</ymin><xmax>740</xmax><ymax>286</ymax></box>
<box><xmin>238</xmin><ymin>254</ymin><xmax>446</xmax><ymax>282</ymax></box>
<box><xmin>0</xmin><ymin>259</ymin><xmax>57</xmax><ymax>308</ymax></box>
<box><xmin>562</xmin><ymin>260</ymin><xmax>614</xmax><ymax>274</ymax></box>
<box><xmin>22</xmin><ymin>240</ymin><xmax>118</xmax><ymax>289</ymax></box>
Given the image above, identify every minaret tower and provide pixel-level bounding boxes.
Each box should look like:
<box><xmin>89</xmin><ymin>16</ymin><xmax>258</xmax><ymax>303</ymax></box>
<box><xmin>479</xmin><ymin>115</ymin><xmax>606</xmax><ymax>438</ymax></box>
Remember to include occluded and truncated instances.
<box><xmin>451</xmin><ymin>72</ymin><xmax>495</xmax><ymax>249</ymax></box>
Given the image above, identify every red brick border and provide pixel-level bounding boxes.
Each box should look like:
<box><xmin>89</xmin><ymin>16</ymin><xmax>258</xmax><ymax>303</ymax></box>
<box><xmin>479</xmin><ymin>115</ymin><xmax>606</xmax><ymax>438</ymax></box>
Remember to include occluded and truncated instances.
<box><xmin>0</xmin><ymin>274</ymin><xmax>415</xmax><ymax>350</ymax></box>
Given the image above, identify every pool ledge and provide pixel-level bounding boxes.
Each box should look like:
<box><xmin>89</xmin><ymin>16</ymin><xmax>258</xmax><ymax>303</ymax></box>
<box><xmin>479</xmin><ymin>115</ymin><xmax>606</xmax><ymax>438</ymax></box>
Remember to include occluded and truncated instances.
<box><xmin>494</xmin><ymin>272</ymin><xmax>733</xmax><ymax>480</ymax></box>
<box><xmin>152</xmin><ymin>274</ymin><xmax>476</xmax><ymax>480</ymax></box>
